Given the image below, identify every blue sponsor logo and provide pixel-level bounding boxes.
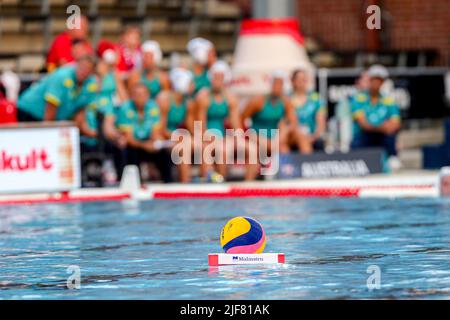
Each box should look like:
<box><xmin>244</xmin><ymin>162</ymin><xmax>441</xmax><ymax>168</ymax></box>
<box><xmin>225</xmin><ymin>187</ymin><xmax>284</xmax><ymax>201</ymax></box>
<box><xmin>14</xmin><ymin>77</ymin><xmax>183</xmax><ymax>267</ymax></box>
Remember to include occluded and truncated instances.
<box><xmin>232</xmin><ymin>256</ymin><xmax>238</xmax><ymax>261</ymax></box>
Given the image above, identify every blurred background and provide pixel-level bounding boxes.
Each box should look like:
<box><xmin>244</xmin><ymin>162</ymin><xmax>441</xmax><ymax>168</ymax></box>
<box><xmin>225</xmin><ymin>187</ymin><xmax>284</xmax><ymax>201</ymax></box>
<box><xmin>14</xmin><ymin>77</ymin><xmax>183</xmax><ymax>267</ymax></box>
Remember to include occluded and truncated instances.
<box><xmin>0</xmin><ymin>0</ymin><xmax>449</xmax><ymax>174</ymax></box>
<box><xmin>1</xmin><ymin>1</ymin><xmax>448</xmax><ymax>69</ymax></box>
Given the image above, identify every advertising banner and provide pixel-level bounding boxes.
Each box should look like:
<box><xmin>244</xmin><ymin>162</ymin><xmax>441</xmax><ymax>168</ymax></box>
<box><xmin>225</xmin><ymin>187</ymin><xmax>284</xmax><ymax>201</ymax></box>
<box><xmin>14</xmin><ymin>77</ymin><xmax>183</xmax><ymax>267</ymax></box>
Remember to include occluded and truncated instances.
<box><xmin>277</xmin><ymin>148</ymin><xmax>386</xmax><ymax>179</ymax></box>
<box><xmin>0</xmin><ymin>125</ymin><xmax>80</xmax><ymax>194</ymax></box>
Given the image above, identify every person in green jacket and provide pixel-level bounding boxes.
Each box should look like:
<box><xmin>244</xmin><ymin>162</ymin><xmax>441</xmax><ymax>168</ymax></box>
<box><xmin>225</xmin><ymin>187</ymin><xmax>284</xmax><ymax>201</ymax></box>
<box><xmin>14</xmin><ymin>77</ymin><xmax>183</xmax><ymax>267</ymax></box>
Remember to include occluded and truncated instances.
<box><xmin>75</xmin><ymin>49</ymin><xmax>128</xmax><ymax>180</ymax></box>
<box><xmin>118</xmin><ymin>83</ymin><xmax>173</xmax><ymax>183</ymax></box>
<box><xmin>350</xmin><ymin>65</ymin><xmax>402</xmax><ymax>170</ymax></box>
<box><xmin>18</xmin><ymin>55</ymin><xmax>97</xmax><ymax>122</ymax></box>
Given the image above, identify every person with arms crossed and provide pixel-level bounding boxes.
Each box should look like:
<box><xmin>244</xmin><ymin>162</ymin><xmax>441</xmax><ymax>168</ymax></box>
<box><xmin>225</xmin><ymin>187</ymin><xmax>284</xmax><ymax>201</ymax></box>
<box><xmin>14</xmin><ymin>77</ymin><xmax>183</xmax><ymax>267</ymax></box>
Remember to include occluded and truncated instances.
<box><xmin>117</xmin><ymin>83</ymin><xmax>173</xmax><ymax>183</ymax></box>
<box><xmin>351</xmin><ymin>65</ymin><xmax>402</xmax><ymax>170</ymax></box>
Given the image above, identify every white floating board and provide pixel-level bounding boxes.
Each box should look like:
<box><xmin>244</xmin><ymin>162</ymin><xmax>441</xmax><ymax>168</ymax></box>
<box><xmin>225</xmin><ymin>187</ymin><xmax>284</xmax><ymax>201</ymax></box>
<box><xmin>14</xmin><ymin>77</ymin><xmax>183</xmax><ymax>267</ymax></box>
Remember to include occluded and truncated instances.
<box><xmin>208</xmin><ymin>253</ymin><xmax>285</xmax><ymax>266</ymax></box>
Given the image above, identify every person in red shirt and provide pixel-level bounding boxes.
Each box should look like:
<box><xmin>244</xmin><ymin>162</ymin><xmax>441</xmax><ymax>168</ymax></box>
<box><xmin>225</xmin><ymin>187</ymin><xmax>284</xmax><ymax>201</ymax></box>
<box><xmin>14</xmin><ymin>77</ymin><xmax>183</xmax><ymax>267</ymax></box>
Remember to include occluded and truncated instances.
<box><xmin>46</xmin><ymin>15</ymin><xmax>92</xmax><ymax>72</ymax></box>
<box><xmin>116</xmin><ymin>26</ymin><xmax>142</xmax><ymax>77</ymax></box>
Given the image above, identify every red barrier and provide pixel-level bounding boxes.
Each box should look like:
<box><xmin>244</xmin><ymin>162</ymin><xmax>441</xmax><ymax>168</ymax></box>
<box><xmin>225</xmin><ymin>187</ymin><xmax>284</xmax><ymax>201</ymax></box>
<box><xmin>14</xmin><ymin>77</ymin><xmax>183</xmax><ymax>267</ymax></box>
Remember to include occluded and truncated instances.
<box><xmin>0</xmin><ymin>97</ymin><xmax>17</xmax><ymax>124</ymax></box>
<box><xmin>153</xmin><ymin>187</ymin><xmax>360</xmax><ymax>198</ymax></box>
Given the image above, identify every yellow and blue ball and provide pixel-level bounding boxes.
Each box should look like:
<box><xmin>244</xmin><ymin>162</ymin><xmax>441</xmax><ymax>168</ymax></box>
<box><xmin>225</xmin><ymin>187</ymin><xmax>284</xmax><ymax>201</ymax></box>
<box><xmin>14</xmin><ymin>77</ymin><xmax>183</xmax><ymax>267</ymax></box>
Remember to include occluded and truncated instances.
<box><xmin>220</xmin><ymin>217</ymin><xmax>266</xmax><ymax>254</ymax></box>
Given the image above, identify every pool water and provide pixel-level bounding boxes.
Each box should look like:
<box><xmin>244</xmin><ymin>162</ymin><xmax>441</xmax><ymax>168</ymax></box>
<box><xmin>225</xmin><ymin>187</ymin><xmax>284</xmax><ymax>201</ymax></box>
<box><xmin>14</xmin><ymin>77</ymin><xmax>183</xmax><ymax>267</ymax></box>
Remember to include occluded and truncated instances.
<box><xmin>0</xmin><ymin>197</ymin><xmax>449</xmax><ymax>299</ymax></box>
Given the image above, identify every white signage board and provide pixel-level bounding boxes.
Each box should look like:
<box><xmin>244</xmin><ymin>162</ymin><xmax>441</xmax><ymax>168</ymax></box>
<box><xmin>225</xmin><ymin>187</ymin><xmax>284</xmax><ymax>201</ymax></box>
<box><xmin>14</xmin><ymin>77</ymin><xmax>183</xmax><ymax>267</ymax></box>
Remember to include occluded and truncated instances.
<box><xmin>0</xmin><ymin>125</ymin><xmax>81</xmax><ymax>194</ymax></box>
<box><xmin>208</xmin><ymin>253</ymin><xmax>285</xmax><ymax>266</ymax></box>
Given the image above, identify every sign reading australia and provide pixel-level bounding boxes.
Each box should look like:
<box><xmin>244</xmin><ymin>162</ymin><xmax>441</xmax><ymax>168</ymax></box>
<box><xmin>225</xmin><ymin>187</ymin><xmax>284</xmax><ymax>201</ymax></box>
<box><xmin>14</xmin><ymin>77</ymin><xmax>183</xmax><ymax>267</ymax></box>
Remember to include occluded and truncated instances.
<box><xmin>302</xmin><ymin>160</ymin><xmax>370</xmax><ymax>178</ymax></box>
<box><xmin>278</xmin><ymin>148</ymin><xmax>385</xmax><ymax>179</ymax></box>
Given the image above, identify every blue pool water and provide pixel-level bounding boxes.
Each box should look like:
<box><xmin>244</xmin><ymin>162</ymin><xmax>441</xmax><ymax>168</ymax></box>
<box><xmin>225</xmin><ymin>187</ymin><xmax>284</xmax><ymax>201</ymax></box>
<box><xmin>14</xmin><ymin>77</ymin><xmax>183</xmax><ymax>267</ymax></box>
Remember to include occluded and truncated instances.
<box><xmin>0</xmin><ymin>197</ymin><xmax>449</xmax><ymax>299</ymax></box>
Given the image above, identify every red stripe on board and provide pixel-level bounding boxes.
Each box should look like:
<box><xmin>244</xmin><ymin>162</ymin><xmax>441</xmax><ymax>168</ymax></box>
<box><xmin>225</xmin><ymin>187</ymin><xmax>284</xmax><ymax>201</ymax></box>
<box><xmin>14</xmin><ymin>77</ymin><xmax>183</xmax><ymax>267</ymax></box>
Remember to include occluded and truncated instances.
<box><xmin>154</xmin><ymin>188</ymin><xmax>360</xmax><ymax>198</ymax></box>
<box><xmin>278</xmin><ymin>253</ymin><xmax>285</xmax><ymax>264</ymax></box>
<box><xmin>0</xmin><ymin>184</ymin><xmax>435</xmax><ymax>205</ymax></box>
<box><xmin>153</xmin><ymin>192</ymin><xmax>233</xmax><ymax>199</ymax></box>
<box><xmin>0</xmin><ymin>193</ymin><xmax>130</xmax><ymax>206</ymax></box>
<box><xmin>229</xmin><ymin>187</ymin><xmax>360</xmax><ymax>197</ymax></box>
<box><xmin>153</xmin><ymin>184</ymin><xmax>435</xmax><ymax>199</ymax></box>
